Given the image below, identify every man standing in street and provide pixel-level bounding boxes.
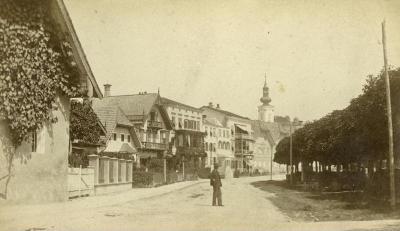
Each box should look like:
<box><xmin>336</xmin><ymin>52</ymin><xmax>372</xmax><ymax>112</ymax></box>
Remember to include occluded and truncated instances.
<box><xmin>210</xmin><ymin>163</ymin><xmax>223</xmax><ymax>206</ymax></box>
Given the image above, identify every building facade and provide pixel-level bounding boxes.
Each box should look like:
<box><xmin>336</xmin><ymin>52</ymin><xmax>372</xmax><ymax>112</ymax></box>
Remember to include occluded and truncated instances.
<box><xmin>203</xmin><ymin>117</ymin><xmax>234</xmax><ymax>178</ymax></box>
<box><xmin>161</xmin><ymin>97</ymin><xmax>206</xmax><ymax>175</ymax></box>
<box><xmin>94</xmin><ymin>87</ymin><xmax>173</xmax><ymax>168</ymax></box>
<box><xmin>252</xmin><ymin>77</ymin><xmax>303</xmax><ymax>175</ymax></box>
<box><xmin>0</xmin><ymin>0</ymin><xmax>102</xmax><ymax>203</ymax></box>
<box><xmin>201</xmin><ymin>103</ymin><xmax>255</xmax><ymax>173</ymax></box>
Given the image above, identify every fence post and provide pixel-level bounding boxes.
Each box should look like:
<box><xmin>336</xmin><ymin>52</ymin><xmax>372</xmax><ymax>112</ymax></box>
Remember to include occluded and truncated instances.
<box><xmin>102</xmin><ymin>156</ymin><xmax>110</xmax><ymax>184</ymax></box>
<box><xmin>120</xmin><ymin>159</ymin><xmax>126</xmax><ymax>183</ymax></box>
<box><xmin>79</xmin><ymin>165</ymin><xmax>82</xmax><ymax>197</ymax></box>
<box><xmin>164</xmin><ymin>158</ymin><xmax>167</xmax><ymax>183</ymax></box>
<box><xmin>126</xmin><ymin>160</ymin><xmax>133</xmax><ymax>182</ymax></box>
<box><xmin>88</xmin><ymin>154</ymin><xmax>99</xmax><ymax>185</ymax></box>
<box><xmin>110</xmin><ymin>157</ymin><xmax>118</xmax><ymax>184</ymax></box>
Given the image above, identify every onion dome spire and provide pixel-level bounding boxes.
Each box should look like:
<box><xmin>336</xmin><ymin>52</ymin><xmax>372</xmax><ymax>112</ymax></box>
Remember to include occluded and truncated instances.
<box><xmin>260</xmin><ymin>73</ymin><xmax>271</xmax><ymax>105</ymax></box>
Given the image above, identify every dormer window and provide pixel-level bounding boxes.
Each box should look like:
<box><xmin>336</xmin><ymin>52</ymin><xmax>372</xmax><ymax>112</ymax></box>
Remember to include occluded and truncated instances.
<box><xmin>150</xmin><ymin>111</ymin><xmax>157</xmax><ymax>121</ymax></box>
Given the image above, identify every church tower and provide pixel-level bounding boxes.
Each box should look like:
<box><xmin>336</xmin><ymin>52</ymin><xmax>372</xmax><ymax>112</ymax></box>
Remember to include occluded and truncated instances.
<box><xmin>258</xmin><ymin>74</ymin><xmax>275</xmax><ymax>122</ymax></box>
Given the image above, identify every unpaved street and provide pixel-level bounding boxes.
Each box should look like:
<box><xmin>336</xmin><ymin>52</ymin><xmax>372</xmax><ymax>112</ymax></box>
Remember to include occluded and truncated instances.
<box><xmin>1</xmin><ymin>176</ymin><xmax>400</xmax><ymax>231</ymax></box>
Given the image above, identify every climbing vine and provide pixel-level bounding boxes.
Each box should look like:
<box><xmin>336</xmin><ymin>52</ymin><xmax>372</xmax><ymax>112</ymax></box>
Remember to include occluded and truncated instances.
<box><xmin>0</xmin><ymin>0</ymin><xmax>81</xmax><ymax>148</ymax></box>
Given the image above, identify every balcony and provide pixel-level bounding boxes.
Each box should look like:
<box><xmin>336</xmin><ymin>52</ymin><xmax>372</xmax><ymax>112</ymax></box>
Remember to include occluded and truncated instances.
<box><xmin>141</xmin><ymin>142</ymin><xmax>167</xmax><ymax>150</ymax></box>
<box><xmin>147</xmin><ymin>120</ymin><xmax>162</xmax><ymax>129</ymax></box>
<box><xmin>235</xmin><ymin>150</ymin><xmax>254</xmax><ymax>157</ymax></box>
<box><xmin>235</xmin><ymin>133</ymin><xmax>254</xmax><ymax>141</ymax></box>
<box><xmin>176</xmin><ymin>146</ymin><xmax>206</xmax><ymax>157</ymax></box>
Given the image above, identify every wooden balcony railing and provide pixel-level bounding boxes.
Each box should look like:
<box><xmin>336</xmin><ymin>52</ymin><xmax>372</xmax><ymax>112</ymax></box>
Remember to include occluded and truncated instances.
<box><xmin>141</xmin><ymin>141</ymin><xmax>167</xmax><ymax>150</ymax></box>
<box><xmin>147</xmin><ymin>120</ymin><xmax>162</xmax><ymax>129</ymax></box>
<box><xmin>235</xmin><ymin>133</ymin><xmax>254</xmax><ymax>141</ymax></box>
<box><xmin>234</xmin><ymin>150</ymin><xmax>254</xmax><ymax>156</ymax></box>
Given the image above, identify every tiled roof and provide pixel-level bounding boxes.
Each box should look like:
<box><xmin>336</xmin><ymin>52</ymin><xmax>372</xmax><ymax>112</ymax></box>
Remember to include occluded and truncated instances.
<box><xmin>274</xmin><ymin>115</ymin><xmax>290</xmax><ymax>124</ymax></box>
<box><xmin>56</xmin><ymin>0</ymin><xmax>102</xmax><ymax>98</ymax></box>
<box><xmin>251</xmin><ymin>120</ymin><xmax>282</xmax><ymax>145</ymax></box>
<box><xmin>95</xmin><ymin>93</ymin><xmax>159</xmax><ymax>117</ymax></box>
<box><xmin>92</xmin><ymin>99</ymin><xmax>134</xmax><ymax>139</ymax></box>
<box><xmin>200</xmin><ymin>106</ymin><xmax>250</xmax><ymax>120</ymax></box>
<box><xmin>161</xmin><ymin>97</ymin><xmax>201</xmax><ymax>112</ymax></box>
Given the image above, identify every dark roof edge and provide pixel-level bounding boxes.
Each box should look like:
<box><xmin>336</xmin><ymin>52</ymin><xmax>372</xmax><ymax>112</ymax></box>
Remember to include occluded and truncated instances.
<box><xmin>161</xmin><ymin>97</ymin><xmax>202</xmax><ymax>112</ymax></box>
<box><xmin>55</xmin><ymin>0</ymin><xmax>102</xmax><ymax>98</ymax></box>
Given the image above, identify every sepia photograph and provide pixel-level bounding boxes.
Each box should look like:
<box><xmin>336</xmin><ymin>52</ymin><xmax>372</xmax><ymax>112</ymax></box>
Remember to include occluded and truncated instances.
<box><xmin>1</xmin><ymin>0</ymin><xmax>400</xmax><ymax>230</ymax></box>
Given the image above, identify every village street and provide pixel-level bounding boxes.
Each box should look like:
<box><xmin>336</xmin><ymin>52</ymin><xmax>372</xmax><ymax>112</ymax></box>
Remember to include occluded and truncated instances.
<box><xmin>1</xmin><ymin>176</ymin><xmax>399</xmax><ymax>231</ymax></box>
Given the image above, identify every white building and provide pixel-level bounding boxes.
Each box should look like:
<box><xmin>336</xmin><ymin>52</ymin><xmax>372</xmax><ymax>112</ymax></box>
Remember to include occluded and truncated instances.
<box><xmin>201</xmin><ymin>103</ymin><xmax>255</xmax><ymax>173</ymax></box>
<box><xmin>203</xmin><ymin>117</ymin><xmax>233</xmax><ymax>178</ymax></box>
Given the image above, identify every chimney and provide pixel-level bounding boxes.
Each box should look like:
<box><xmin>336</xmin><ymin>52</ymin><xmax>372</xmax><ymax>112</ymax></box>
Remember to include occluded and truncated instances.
<box><xmin>216</xmin><ymin>104</ymin><xmax>220</xmax><ymax>109</ymax></box>
<box><xmin>208</xmin><ymin>102</ymin><xmax>213</xmax><ymax>108</ymax></box>
<box><xmin>104</xmin><ymin>84</ymin><xmax>111</xmax><ymax>97</ymax></box>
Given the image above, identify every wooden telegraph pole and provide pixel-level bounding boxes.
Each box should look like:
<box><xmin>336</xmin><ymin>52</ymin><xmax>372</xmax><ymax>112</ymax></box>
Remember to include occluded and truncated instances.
<box><xmin>289</xmin><ymin>120</ymin><xmax>293</xmax><ymax>185</ymax></box>
<box><xmin>382</xmin><ymin>20</ymin><xmax>396</xmax><ymax>209</ymax></box>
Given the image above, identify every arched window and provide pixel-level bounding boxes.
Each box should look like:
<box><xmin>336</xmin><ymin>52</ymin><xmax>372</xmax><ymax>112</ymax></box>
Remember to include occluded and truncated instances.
<box><xmin>218</xmin><ymin>141</ymin><xmax>222</xmax><ymax>149</ymax></box>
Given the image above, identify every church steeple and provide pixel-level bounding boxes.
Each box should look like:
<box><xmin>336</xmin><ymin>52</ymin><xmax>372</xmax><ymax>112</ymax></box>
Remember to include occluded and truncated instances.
<box><xmin>260</xmin><ymin>73</ymin><xmax>271</xmax><ymax>105</ymax></box>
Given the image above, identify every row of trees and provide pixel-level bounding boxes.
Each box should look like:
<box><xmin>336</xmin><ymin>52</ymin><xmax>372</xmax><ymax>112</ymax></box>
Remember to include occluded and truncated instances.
<box><xmin>274</xmin><ymin>68</ymin><xmax>400</xmax><ymax>172</ymax></box>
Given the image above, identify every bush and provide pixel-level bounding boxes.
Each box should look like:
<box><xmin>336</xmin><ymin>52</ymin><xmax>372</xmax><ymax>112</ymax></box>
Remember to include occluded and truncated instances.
<box><xmin>233</xmin><ymin>169</ymin><xmax>240</xmax><ymax>178</ymax></box>
<box><xmin>148</xmin><ymin>158</ymin><xmax>164</xmax><ymax>173</ymax></box>
<box><xmin>198</xmin><ymin>167</ymin><xmax>211</xmax><ymax>179</ymax></box>
<box><xmin>132</xmin><ymin>171</ymin><xmax>153</xmax><ymax>187</ymax></box>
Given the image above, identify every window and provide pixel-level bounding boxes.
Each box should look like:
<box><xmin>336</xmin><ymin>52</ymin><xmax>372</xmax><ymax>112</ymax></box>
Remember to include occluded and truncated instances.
<box><xmin>178</xmin><ymin>134</ymin><xmax>184</xmax><ymax>147</ymax></box>
<box><xmin>205</xmin><ymin>142</ymin><xmax>208</xmax><ymax>150</ymax></box>
<box><xmin>150</xmin><ymin>111</ymin><xmax>157</xmax><ymax>121</ymax></box>
<box><xmin>171</xmin><ymin>116</ymin><xmax>176</xmax><ymax>128</ymax></box>
<box><xmin>196</xmin><ymin>121</ymin><xmax>200</xmax><ymax>130</ymax></box>
<box><xmin>31</xmin><ymin>132</ymin><xmax>37</xmax><ymax>152</ymax></box>
<box><xmin>121</xmin><ymin>134</ymin><xmax>125</xmax><ymax>142</ymax></box>
<box><xmin>184</xmin><ymin>119</ymin><xmax>188</xmax><ymax>129</ymax></box>
<box><xmin>31</xmin><ymin>128</ymin><xmax>45</xmax><ymax>153</ymax></box>
<box><xmin>178</xmin><ymin>118</ymin><xmax>183</xmax><ymax>128</ymax></box>
<box><xmin>127</xmin><ymin>135</ymin><xmax>131</xmax><ymax>142</ymax></box>
<box><xmin>113</xmin><ymin>133</ymin><xmax>117</xmax><ymax>141</ymax></box>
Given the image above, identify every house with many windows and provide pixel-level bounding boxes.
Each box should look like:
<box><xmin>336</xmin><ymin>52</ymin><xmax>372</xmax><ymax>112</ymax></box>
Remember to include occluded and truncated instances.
<box><xmin>95</xmin><ymin>86</ymin><xmax>173</xmax><ymax>168</ymax></box>
<box><xmin>161</xmin><ymin>97</ymin><xmax>206</xmax><ymax>177</ymax></box>
<box><xmin>91</xmin><ymin>101</ymin><xmax>138</xmax><ymax>160</ymax></box>
<box><xmin>203</xmin><ymin>117</ymin><xmax>234</xmax><ymax>178</ymax></box>
<box><xmin>200</xmin><ymin>103</ymin><xmax>255</xmax><ymax>173</ymax></box>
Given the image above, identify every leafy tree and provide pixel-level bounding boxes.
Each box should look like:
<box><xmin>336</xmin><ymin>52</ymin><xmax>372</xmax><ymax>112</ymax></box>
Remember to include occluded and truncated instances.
<box><xmin>274</xmin><ymin>67</ymin><xmax>400</xmax><ymax>170</ymax></box>
<box><xmin>70</xmin><ymin>100</ymin><xmax>104</xmax><ymax>145</ymax></box>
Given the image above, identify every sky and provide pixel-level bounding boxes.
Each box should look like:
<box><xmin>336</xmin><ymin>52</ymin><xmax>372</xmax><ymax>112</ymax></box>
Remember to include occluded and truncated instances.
<box><xmin>65</xmin><ymin>0</ymin><xmax>400</xmax><ymax>122</ymax></box>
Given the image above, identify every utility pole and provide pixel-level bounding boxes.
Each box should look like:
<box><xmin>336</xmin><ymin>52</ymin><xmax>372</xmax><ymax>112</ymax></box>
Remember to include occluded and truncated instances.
<box><xmin>289</xmin><ymin>120</ymin><xmax>293</xmax><ymax>185</ymax></box>
<box><xmin>270</xmin><ymin>145</ymin><xmax>273</xmax><ymax>181</ymax></box>
<box><xmin>382</xmin><ymin>20</ymin><xmax>396</xmax><ymax>209</ymax></box>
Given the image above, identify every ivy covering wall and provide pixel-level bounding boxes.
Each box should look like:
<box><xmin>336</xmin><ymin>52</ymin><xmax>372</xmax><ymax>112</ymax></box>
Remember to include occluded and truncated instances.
<box><xmin>0</xmin><ymin>0</ymin><xmax>81</xmax><ymax>147</ymax></box>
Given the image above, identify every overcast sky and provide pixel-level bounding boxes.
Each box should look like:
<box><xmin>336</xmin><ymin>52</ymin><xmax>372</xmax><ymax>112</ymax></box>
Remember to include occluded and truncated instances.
<box><xmin>65</xmin><ymin>0</ymin><xmax>400</xmax><ymax>122</ymax></box>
